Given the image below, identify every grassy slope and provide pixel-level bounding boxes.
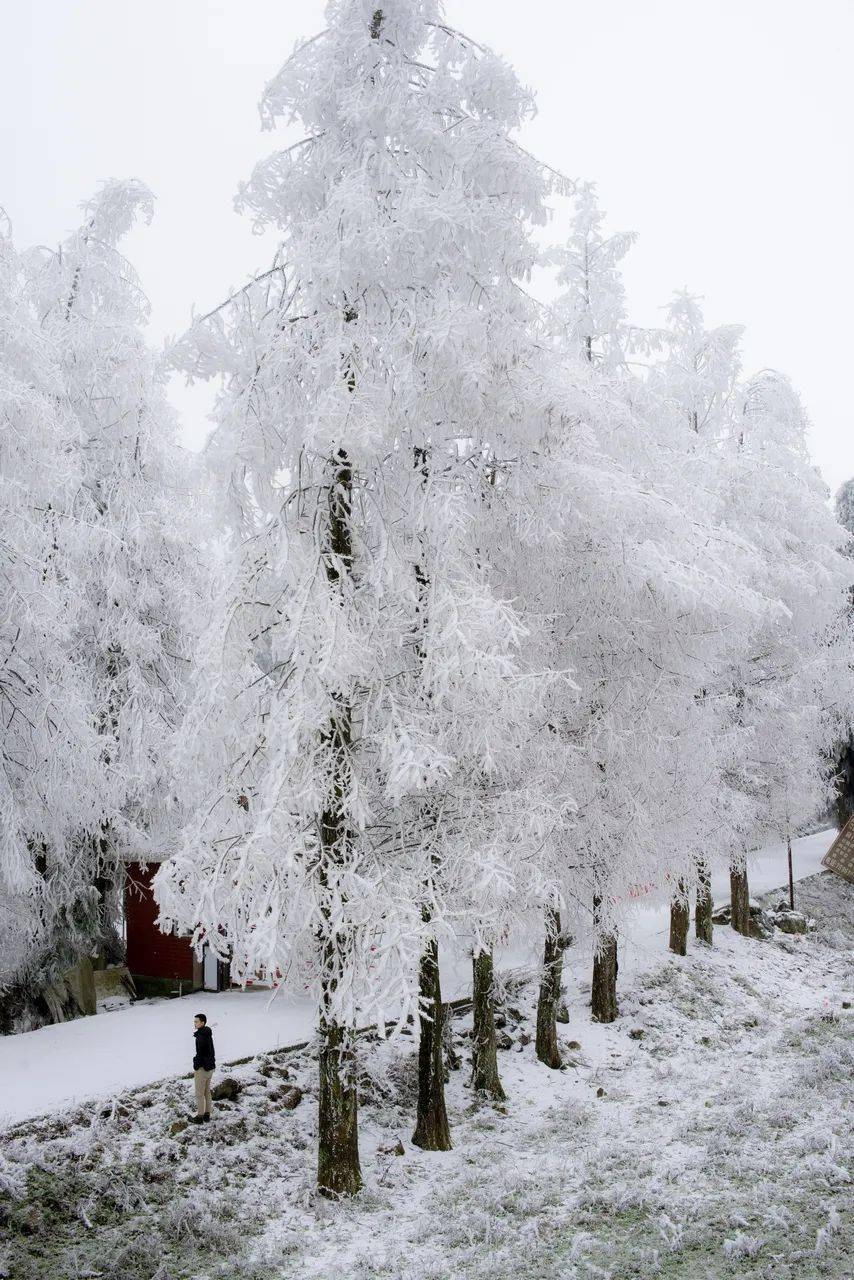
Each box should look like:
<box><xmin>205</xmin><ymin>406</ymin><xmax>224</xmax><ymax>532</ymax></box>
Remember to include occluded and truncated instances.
<box><xmin>2</xmin><ymin>872</ymin><xmax>852</xmax><ymax>1280</ymax></box>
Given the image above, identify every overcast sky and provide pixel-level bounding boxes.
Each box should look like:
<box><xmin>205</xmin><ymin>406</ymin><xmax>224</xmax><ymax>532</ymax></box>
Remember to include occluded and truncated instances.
<box><xmin>3</xmin><ymin>1</ymin><xmax>853</xmax><ymax>493</ymax></box>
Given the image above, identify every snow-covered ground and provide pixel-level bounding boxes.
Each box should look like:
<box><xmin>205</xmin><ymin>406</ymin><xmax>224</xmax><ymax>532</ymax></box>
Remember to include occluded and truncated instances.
<box><xmin>3</xmin><ymin>862</ymin><xmax>852</xmax><ymax>1280</ymax></box>
<box><xmin>0</xmin><ymin>829</ymin><xmax>836</xmax><ymax>1130</ymax></box>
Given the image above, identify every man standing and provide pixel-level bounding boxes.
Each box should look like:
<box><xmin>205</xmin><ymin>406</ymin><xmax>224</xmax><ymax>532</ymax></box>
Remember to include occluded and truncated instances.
<box><xmin>192</xmin><ymin>1013</ymin><xmax>216</xmax><ymax>1123</ymax></box>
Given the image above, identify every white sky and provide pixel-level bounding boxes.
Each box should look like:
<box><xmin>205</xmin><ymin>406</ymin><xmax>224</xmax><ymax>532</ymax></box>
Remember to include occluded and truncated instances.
<box><xmin>3</xmin><ymin>1</ymin><xmax>853</xmax><ymax>493</ymax></box>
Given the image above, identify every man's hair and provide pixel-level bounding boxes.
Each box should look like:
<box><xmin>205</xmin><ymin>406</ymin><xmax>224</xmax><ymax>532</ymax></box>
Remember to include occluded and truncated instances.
<box><xmin>195</xmin><ymin>1013</ymin><xmax>207</xmax><ymax>1024</ymax></box>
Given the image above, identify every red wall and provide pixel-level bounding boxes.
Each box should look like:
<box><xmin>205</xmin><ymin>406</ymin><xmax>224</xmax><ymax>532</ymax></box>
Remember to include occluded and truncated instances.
<box><xmin>125</xmin><ymin>863</ymin><xmax>193</xmax><ymax>981</ymax></box>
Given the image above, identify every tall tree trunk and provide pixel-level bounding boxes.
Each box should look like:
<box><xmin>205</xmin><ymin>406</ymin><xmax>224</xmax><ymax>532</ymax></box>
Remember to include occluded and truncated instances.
<box><xmin>668</xmin><ymin>878</ymin><xmax>689</xmax><ymax>956</ymax></box>
<box><xmin>695</xmin><ymin>860</ymin><xmax>713</xmax><ymax>945</ymax></box>
<box><xmin>316</xmin><ymin>447</ymin><xmax>362</xmax><ymax>1198</ymax></box>
<box><xmin>535</xmin><ymin>906</ymin><xmax>564</xmax><ymax>1069</ymax></box>
<box><xmin>786</xmin><ymin>827</ymin><xmax>795</xmax><ymax>910</ymax></box>
<box><xmin>318</xmin><ymin>1006</ymin><xmax>361</xmax><ymax>1197</ymax></box>
<box><xmin>471</xmin><ymin>948</ymin><xmax>505</xmax><ymax>1099</ymax></box>
<box><xmin>409</xmin><ymin>439</ymin><xmax>451</xmax><ymax>1150</ymax></box>
<box><xmin>591</xmin><ymin>895</ymin><xmax>618</xmax><ymax>1023</ymax></box>
<box><xmin>730</xmin><ymin>859</ymin><xmax>751</xmax><ymax>937</ymax></box>
<box><xmin>412</xmin><ymin>934</ymin><xmax>452</xmax><ymax>1150</ymax></box>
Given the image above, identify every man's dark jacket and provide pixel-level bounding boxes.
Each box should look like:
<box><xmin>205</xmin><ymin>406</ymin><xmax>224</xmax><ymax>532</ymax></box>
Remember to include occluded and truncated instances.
<box><xmin>193</xmin><ymin>1025</ymin><xmax>216</xmax><ymax>1071</ymax></box>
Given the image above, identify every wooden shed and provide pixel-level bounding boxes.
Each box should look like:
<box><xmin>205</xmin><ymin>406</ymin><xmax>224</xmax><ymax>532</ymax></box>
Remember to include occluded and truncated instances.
<box><xmin>124</xmin><ymin>862</ymin><xmax>230</xmax><ymax>996</ymax></box>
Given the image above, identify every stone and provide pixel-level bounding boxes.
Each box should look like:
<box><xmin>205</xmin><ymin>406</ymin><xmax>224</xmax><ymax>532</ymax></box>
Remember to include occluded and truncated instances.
<box><xmin>211</xmin><ymin>1077</ymin><xmax>242</xmax><ymax>1102</ymax></box>
<box><xmin>772</xmin><ymin>909</ymin><xmax>808</xmax><ymax>935</ymax></box>
<box><xmin>517</xmin><ymin>1030</ymin><xmax>531</xmax><ymax>1046</ymax></box>
<box><xmin>495</xmin><ymin>1030</ymin><xmax>514</xmax><ymax>1051</ymax></box>
<box><xmin>596</xmin><ymin>1087</ymin><xmax>606</xmax><ymax>1098</ymax></box>
<box><xmin>748</xmin><ymin>907</ymin><xmax>775</xmax><ymax>940</ymax></box>
<box><xmin>494</xmin><ymin>1012</ymin><xmax>507</xmax><ymax>1029</ymax></box>
<box><xmin>628</xmin><ymin>1028</ymin><xmax>645</xmax><ymax>1041</ymax></box>
<box><xmin>555</xmin><ymin>1000</ymin><xmax>570</xmax><ymax>1024</ymax></box>
<box><xmin>93</xmin><ymin>965</ymin><xmax>137</xmax><ymax>1004</ymax></box>
<box><xmin>40</xmin><ymin>956</ymin><xmax>98</xmax><ymax>1024</ymax></box>
<box><xmin>278</xmin><ymin>1086</ymin><xmax>303</xmax><ymax>1110</ymax></box>
<box><xmin>711</xmin><ymin>903</ymin><xmax>732</xmax><ymax>925</ymax></box>
<box><xmin>566</xmin><ymin>1039</ymin><xmax>581</xmax><ymax>1050</ymax></box>
<box><xmin>169</xmin><ymin>1120</ymin><xmax>188</xmax><ymax>1136</ymax></box>
<box><xmin>65</xmin><ymin>956</ymin><xmax>98</xmax><ymax>1017</ymax></box>
<box><xmin>507</xmin><ymin>1006</ymin><xmax>526</xmax><ymax>1025</ymax></box>
<box><xmin>378</xmin><ymin>1138</ymin><xmax>405</xmax><ymax>1157</ymax></box>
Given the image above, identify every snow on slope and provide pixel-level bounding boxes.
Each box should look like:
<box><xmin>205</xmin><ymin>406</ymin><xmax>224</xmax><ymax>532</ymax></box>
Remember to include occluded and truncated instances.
<box><xmin>0</xmin><ymin>828</ymin><xmax>836</xmax><ymax>1129</ymax></box>
<box><xmin>3</xmin><ymin>865</ymin><xmax>852</xmax><ymax>1280</ymax></box>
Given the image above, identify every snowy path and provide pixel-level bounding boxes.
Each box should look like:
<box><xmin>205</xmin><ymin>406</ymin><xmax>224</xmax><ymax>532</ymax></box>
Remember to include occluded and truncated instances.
<box><xmin>0</xmin><ymin>829</ymin><xmax>835</xmax><ymax>1129</ymax></box>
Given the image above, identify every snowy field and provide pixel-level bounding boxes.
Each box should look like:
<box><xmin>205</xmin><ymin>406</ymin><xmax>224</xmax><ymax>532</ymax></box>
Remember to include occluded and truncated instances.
<box><xmin>0</xmin><ymin>829</ymin><xmax>835</xmax><ymax>1129</ymax></box>
<box><xmin>3</xmin><ymin>841</ymin><xmax>852</xmax><ymax>1280</ymax></box>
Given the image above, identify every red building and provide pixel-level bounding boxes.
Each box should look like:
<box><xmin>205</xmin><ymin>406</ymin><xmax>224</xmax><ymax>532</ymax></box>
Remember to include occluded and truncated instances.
<box><xmin>124</xmin><ymin>862</ymin><xmax>228</xmax><ymax>996</ymax></box>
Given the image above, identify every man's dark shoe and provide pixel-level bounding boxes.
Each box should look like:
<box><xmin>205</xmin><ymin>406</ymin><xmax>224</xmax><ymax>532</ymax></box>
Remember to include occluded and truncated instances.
<box><xmin>191</xmin><ymin>1115</ymin><xmax>205</xmax><ymax>1124</ymax></box>
<box><xmin>202</xmin><ymin>1114</ymin><xmax>211</xmax><ymax>1123</ymax></box>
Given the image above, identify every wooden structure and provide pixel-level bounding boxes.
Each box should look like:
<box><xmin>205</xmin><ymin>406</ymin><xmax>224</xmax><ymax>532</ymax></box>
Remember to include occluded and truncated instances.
<box><xmin>124</xmin><ymin>862</ymin><xmax>229</xmax><ymax>996</ymax></box>
<box><xmin>821</xmin><ymin>818</ymin><xmax>854</xmax><ymax>884</ymax></box>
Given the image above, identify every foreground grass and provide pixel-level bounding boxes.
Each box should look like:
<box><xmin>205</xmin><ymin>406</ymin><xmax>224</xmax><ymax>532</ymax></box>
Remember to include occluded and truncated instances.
<box><xmin>2</xmin><ymin>873</ymin><xmax>852</xmax><ymax>1280</ymax></box>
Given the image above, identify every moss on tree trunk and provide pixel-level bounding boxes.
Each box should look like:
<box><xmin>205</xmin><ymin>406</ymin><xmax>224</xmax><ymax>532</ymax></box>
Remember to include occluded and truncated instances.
<box><xmin>412</xmin><ymin>935</ymin><xmax>452</xmax><ymax>1150</ymax></box>
<box><xmin>591</xmin><ymin>895</ymin><xmax>618</xmax><ymax>1023</ymax></box>
<box><xmin>315</xmin><ymin>446</ymin><xmax>362</xmax><ymax>1198</ymax></box>
<box><xmin>730</xmin><ymin>860</ymin><xmax>751</xmax><ymax>937</ymax></box>
<box><xmin>669</xmin><ymin>879</ymin><xmax>689</xmax><ymax>956</ymax></box>
<box><xmin>535</xmin><ymin>906</ymin><xmax>564</xmax><ymax>1069</ymax></box>
<box><xmin>695</xmin><ymin>861</ymin><xmax>713</xmax><ymax>944</ymax></box>
<box><xmin>317</xmin><ymin>1010</ymin><xmax>361</xmax><ymax>1197</ymax></box>
<box><xmin>471</xmin><ymin>948</ymin><xmax>505</xmax><ymax>1099</ymax></box>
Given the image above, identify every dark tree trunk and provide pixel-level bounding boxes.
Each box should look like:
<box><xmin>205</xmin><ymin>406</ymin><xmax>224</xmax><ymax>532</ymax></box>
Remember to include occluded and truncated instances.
<box><xmin>442</xmin><ymin>1001</ymin><xmax>460</xmax><ymax>1077</ymax></box>
<box><xmin>787</xmin><ymin>829</ymin><xmax>795</xmax><ymax>910</ymax></box>
<box><xmin>730</xmin><ymin>860</ymin><xmax>751</xmax><ymax>937</ymax></box>
<box><xmin>412</xmin><ymin>936</ymin><xmax>452</xmax><ymax>1150</ymax></box>
<box><xmin>591</xmin><ymin>896</ymin><xmax>618</xmax><ymax>1023</ymax></box>
<box><xmin>668</xmin><ymin>879</ymin><xmax>689</xmax><ymax>956</ymax></box>
<box><xmin>535</xmin><ymin>906</ymin><xmax>564</xmax><ymax>1069</ymax></box>
<box><xmin>408</xmin><ymin>436</ymin><xmax>451</xmax><ymax>1150</ymax></box>
<box><xmin>316</xmin><ymin>447</ymin><xmax>362</xmax><ymax>1198</ymax></box>
<box><xmin>318</xmin><ymin>1009</ymin><xmax>361</xmax><ymax>1198</ymax></box>
<box><xmin>471</xmin><ymin>948</ymin><xmax>505</xmax><ymax>1099</ymax></box>
<box><xmin>695</xmin><ymin>861</ymin><xmax>713</xmax><ymax>945</ymax></box>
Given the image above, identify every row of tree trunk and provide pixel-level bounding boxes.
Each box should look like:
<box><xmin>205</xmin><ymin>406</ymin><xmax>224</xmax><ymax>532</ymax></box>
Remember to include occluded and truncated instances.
<box><xmin>318</xmin><ymin>853</ymin><xmax>762</xmax><ymax>1195</ymax></box>
<box><xmin>669</xmin><ymin>858</ymin><xmax>751</xmax><ymax>954</ymax></box>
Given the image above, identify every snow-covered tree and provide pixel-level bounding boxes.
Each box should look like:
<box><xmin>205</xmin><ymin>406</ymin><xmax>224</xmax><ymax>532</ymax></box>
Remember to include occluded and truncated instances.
<box><xmin>832</xmin><ymin>478</ymin><xmax>854</xmax><ymax>827</ymax></box>
<box><xmin>719</xmin><ymin>371</ymin><xmax>853</xmax><ymax>906</ymax></box>
<box><xmin>23</xmin><ymin>181</ymin><xmax>200</xmax><ymax>955</ymax></box>
<box><xmin>652</xmin><ymin>294</ymin><xmax>852</xmax><ymax>932</ymax></box>
<box><xmin>527</xmin><ymin>264</ymin><xmax>770</xmax><ymax>1033</ymax></box>
<box><xmin>0</xmin><ymin>224</ymin><xmax>105</xmax><ymax>1030</ymax></box>
<box><xmin>648</xmin><ymin>292</ymin><xmax>762</xmax><ymax>942</ymax></box>
<box><xmin>155</xmin><ymin>0</ymin><xmax>568</xmax><ymax>1194</ymax></box>
<box><xmin>551</xmin><ymin>181</ymin><xmax>636</xmax><ymax>368</ymax></box>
